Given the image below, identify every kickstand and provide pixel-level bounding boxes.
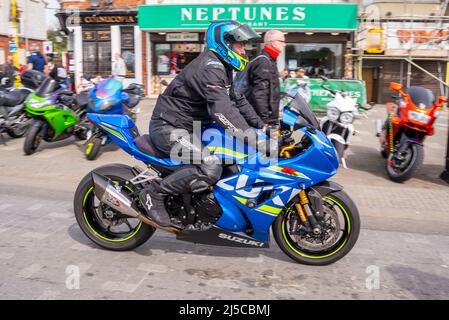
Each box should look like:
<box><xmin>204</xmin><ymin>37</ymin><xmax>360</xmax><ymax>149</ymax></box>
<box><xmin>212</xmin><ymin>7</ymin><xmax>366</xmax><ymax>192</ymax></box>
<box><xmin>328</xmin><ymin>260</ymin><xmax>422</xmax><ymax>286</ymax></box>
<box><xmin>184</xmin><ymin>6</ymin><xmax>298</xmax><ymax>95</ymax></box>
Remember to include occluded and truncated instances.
<box><xmin>0</xmin><ymin>133</ymin><xmax>6</xmax><ymax>146</ymax></box>
<box><xmin>341</xmin><ymin>157</ymin><xmax>348</xmax><ymax>169</ymax></box>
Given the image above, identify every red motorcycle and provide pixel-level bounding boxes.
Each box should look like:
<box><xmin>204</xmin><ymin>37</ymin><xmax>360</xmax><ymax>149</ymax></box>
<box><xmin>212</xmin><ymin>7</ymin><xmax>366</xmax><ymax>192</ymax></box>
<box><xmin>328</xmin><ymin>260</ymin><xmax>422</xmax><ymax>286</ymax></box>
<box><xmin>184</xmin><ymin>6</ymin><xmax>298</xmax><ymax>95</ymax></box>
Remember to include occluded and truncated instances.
<box><xmin>377</xmin><ymin>82</ymin><xmax>447</xmax><ymax>182</ymax></box>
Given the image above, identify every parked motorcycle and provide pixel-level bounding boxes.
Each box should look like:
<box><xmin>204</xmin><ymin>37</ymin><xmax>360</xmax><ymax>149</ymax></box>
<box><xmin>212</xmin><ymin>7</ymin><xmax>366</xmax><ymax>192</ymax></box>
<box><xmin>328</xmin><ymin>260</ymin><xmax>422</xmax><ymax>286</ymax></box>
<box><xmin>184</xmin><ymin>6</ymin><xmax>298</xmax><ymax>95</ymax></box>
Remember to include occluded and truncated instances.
<box><xmin>376</xmin><ymin>82</ymin><xmax>447</xmax><ymax>182</ymax></box>
<box><xmin>73</xmin><ymin>93</ymin><xmax>360</xmax><ymax>266</ymax></box>
<box><xmin>83</xmin><ymin>75</ymin><xmax>142</xmax><ymax>160</ymax></box>
<box><xmin>0</xmin><ymin>70</ymin><xmax>45</xmax><ymax>142</ymax></box>
<box><xmin>319</xmin><ymin>76</ymin><xmax>372</xmax><ymax>168</ymax></box>
<box><xmin>23</xmin><ymin>77</ymin><xmax>89</xmax><ymax>155</ymax></box>
<box><xmin>286</xmin><ymin>78</ymin><xmax>311</xmax><ymax>103</ymax></box>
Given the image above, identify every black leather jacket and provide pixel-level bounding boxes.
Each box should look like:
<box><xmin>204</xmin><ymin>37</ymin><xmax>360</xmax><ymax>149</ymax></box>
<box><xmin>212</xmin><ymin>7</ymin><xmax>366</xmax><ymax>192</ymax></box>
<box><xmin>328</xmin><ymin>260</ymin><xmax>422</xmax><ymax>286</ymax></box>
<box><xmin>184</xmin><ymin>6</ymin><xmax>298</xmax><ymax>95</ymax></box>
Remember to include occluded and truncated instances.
<box><xmin>152</xmin><ymin>50</ymin><xmax>265</xmax><ymax>134</ymax></box>
<box><xmin>245</xmin><ymin>49</ymin><xmax>281</xmax><ymax>126</ymax></box>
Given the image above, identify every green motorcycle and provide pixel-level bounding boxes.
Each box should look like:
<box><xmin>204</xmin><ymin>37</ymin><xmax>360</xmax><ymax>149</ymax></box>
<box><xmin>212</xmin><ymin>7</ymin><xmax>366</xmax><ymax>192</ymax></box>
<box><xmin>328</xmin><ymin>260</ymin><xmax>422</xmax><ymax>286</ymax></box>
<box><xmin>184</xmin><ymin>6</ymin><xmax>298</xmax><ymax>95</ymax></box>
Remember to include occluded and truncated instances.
<box><xmin>24</xmin><ymin>77</ymin><xmax>89</xmax><ymax>155</ymax></box>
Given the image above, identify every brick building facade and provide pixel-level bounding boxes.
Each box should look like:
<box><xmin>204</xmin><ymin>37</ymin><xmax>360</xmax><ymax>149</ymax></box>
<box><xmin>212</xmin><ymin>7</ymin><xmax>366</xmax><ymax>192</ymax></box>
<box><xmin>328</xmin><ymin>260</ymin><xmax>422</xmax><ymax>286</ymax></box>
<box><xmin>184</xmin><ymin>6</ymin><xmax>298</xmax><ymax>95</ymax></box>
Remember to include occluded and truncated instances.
<box><xmin>58</xmin><ymin>0</ymin><xmax>146</xmax><ymax>91</ymax></box>
<box><xmin>0</xmin><ymin>0</ymin><xmax>47</xmax><ymax>66</ymax></box>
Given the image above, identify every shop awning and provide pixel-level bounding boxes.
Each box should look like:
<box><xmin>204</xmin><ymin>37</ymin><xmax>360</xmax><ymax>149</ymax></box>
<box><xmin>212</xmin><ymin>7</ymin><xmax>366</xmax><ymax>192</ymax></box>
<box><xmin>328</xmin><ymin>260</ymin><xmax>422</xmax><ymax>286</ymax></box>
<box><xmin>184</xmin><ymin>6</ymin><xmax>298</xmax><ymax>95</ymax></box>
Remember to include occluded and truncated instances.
<box><xmin>138</xmin><ymin>3</ymin><xmax>358</xmax><ymax>32</ymax></box>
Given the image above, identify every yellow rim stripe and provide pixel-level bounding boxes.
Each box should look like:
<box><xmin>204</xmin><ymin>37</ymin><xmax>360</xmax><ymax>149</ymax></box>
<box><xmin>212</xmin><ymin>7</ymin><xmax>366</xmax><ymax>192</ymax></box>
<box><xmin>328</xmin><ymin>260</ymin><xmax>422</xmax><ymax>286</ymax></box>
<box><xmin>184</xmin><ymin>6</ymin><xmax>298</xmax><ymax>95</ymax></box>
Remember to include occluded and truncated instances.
<box><xmin>82</xmin><ymin>186</ymin><xmax>142</xmax><ymax>243</ymax></box>
<box><xmin>281</xmin><ymin>196</ymin><xmax>351</xmax><ymax>259</ymax></box>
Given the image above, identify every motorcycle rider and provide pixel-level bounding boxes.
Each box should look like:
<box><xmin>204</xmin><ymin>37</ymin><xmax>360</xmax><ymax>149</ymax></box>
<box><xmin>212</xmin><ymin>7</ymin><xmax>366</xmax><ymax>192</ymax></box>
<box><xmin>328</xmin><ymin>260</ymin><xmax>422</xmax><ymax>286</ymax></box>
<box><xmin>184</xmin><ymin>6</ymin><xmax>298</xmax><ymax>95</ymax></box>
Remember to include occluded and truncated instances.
<box><xmin>139</xmin><ymin>20</ymin><xmax>277</xmax><ymax>227</ymax></box>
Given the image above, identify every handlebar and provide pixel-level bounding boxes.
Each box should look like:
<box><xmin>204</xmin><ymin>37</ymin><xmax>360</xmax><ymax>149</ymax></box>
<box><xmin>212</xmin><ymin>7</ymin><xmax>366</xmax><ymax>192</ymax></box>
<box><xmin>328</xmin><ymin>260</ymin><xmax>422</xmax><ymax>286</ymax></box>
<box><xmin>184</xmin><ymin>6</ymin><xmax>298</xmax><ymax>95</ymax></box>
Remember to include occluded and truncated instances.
<box><xmin>321</xmin><ymin>84</ymin><xmax>337</xmax><ymax>96</ymax></box>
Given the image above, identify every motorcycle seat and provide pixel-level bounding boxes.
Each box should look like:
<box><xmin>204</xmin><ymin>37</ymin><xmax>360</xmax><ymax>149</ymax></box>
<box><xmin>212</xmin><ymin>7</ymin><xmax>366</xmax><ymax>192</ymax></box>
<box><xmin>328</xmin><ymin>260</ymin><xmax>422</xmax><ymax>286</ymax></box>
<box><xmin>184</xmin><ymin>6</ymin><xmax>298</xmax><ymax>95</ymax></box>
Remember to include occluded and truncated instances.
<box><xmin>134</xmin><ymin>134</ymin><xmax>168</xmax><ymax>158</ymax></box>
<box><xmin>0</xmin><ymin>89</ymin><xmax>30</xmax><ymax>107</ymax></box>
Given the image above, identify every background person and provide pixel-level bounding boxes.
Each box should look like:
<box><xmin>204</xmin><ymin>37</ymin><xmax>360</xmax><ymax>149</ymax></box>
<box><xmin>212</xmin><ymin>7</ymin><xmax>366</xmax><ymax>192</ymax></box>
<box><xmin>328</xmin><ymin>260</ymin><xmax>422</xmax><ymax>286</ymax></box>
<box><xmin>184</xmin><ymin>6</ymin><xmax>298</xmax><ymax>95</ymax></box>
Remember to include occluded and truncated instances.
<box><xmin>27</xmin><ymin>44</ymin><xmax>47</xmax><ymax>74</ymax></box>
<box><xmin>1</xmin><ymin>56</ymin><xmax>17</xmax><ymax>88</ymax></box>
<box><xmin>244</xmin><ymin>29</ymin><xmax>286</xmax><ymax>126</ymax></box>
<box><xmin>112</xmin><ymin>53</ymin><xmax>127</xmax><ymax>81</ymax></box>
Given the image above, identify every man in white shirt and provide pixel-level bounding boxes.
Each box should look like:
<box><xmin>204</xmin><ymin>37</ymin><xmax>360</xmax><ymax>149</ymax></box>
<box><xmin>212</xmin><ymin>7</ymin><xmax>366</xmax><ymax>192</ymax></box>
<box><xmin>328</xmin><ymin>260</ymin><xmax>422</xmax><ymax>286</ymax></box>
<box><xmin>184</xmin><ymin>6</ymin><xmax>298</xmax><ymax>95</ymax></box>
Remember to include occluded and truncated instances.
<box><xmin>112</xmin><ymin>53</ymin><xmax>127</xmax><ymax>81</ymax></box>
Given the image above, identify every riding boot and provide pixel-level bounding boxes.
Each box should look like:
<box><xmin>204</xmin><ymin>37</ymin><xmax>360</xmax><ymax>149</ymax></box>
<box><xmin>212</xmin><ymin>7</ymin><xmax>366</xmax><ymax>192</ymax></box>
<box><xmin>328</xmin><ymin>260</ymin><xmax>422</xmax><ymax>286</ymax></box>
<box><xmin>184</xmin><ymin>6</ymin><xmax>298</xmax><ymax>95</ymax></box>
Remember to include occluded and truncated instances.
<box><xmin>139</xmin><ymin>180</ymin><xmax>171</xmax><ymax>227</ymax></box>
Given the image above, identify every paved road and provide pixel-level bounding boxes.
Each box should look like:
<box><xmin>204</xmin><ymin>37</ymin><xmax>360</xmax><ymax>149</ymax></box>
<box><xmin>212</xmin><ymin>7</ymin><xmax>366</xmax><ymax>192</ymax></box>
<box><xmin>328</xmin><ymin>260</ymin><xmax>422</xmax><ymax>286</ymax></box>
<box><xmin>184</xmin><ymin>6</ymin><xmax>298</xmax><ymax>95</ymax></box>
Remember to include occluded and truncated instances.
<box><xmin>1</xmin><ymin>100</ymin><xmax>449</xmax><ymax>300</ymax></box>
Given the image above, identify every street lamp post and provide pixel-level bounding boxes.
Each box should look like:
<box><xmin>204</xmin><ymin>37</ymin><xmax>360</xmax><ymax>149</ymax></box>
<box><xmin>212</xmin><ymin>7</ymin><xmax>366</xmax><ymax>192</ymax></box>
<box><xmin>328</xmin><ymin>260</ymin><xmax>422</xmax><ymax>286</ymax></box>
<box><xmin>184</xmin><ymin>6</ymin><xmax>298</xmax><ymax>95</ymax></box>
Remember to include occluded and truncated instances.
<box><xmin>9</xmin><ymin>0</ymin><xmax>20</xmax><ymax>86</ymax></box>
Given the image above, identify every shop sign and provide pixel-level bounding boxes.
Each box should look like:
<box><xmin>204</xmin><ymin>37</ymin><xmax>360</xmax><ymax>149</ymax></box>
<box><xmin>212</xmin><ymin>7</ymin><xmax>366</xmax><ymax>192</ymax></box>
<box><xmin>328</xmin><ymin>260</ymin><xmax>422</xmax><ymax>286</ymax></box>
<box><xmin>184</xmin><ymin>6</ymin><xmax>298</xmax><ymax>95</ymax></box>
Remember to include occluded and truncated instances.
<box><xmin>284</xmin><ymin>78</ymin><xmax>367</xmax><ymax>112</ymax></box>
<box><xmin>67</xmin><ymin>13</ymin><xmax>137</xmax><ymax>26</ymax></box>
<box><xmin>166</xmin><ymin>33</ymin><xmax>199</xmax><ymax>42</ymax></box>
<box><xmin>83</xmin><ymin>31</ymin><xmax>96</xmax><ymax>41</ymax></box>
<box><xmin>386</xmin><ymin>23</ymin><xmax>449</xmax><ymax>51</ymax></box>
<box><xmin>97</xmin><ymin>30</ymin><xmax>111</xmax><ymax>41</ymax></box>
<box><xmin>139</xmin><ymin>4</ymin><xmax>357</xmax><ymax>31</ymax></box>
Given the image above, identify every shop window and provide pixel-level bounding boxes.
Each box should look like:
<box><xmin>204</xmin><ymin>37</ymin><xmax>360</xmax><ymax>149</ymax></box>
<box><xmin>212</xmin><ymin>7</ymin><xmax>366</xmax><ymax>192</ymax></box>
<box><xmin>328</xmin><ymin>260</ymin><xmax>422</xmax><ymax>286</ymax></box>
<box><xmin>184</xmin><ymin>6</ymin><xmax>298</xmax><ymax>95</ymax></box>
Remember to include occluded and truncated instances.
<box><xmin>154</xmin><ymin>43</ymin><xmax>202</xmax><ymax>75</ymax></box>
<box><xmin>285</xmin><ymin>43</ymin><xmax>343</xmax><ymax>79</ymax></box>
<box><xmin>82</xmin><ymin>29</ymin><xmax>111</xmax><ymax>78</ymax></box>
<box><xmin>121</xmin><ymin>27</ymin><xmax>135</xmax><ymax>78</ymax></box>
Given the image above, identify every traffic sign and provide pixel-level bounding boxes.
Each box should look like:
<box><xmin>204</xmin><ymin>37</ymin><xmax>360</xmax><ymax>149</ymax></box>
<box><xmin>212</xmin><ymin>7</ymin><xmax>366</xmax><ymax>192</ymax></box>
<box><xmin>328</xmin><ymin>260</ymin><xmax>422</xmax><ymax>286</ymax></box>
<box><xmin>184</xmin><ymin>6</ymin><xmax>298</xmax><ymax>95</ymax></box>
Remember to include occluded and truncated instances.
<box><xmin>43</xmin><ymin>41</ymin><xmax>53</xmax><ymax>54</ymax></box>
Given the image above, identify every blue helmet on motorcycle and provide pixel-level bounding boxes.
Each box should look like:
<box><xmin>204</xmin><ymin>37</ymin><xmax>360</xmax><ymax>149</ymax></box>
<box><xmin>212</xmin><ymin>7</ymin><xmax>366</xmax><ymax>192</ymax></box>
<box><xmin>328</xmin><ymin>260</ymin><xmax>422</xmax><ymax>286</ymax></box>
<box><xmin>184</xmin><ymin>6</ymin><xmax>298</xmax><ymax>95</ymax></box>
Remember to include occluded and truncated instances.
<box><xmin>206</xmin><ymin>20</ymin><xmax>260</xmax><ymax>71</ymax></box>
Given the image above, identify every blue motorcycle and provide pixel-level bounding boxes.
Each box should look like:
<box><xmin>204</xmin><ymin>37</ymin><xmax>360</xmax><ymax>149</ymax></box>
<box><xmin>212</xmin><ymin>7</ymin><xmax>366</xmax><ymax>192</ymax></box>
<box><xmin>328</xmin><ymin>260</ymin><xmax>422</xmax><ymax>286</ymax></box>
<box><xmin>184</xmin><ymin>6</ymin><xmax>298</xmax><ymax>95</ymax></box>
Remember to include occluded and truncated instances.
<box><xmin>83</xmin><ymin>75</ymin><xmax>142</xmax><ymax>160</ymax></box>
<box><xmin>73</xmin><ymin>94</ymin><xmax>360</xmax><ymax>265</ymax></box>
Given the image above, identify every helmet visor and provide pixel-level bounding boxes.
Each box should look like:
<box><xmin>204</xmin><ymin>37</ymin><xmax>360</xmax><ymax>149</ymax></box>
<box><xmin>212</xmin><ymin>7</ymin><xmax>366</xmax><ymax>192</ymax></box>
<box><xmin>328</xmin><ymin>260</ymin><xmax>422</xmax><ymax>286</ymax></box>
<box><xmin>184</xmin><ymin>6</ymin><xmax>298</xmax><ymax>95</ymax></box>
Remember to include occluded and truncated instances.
<box><xmin>227</xmin><ymin>24</ymin><xmax>260</xmax><ymax>43</ymax></box>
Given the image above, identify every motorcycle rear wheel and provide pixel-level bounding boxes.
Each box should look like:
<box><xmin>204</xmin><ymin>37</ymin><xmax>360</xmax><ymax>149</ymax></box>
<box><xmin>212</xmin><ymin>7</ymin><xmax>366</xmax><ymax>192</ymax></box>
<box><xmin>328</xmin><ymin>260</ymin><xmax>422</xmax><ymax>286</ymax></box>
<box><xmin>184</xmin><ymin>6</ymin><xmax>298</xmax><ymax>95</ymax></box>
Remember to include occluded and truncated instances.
<box><xmin>273</xmin><ymin>190</ymin><xmax>360</xmax><ymax>266</ymax></box>
<box><xmin>7</xmin><ymin>116</ymin><xmax>29</xmax><ymax>138</ymax></box>
<box><xmin>73</xmin><ymin>167</ymin><xmax>155</xmax><ymax>251</ymax></box>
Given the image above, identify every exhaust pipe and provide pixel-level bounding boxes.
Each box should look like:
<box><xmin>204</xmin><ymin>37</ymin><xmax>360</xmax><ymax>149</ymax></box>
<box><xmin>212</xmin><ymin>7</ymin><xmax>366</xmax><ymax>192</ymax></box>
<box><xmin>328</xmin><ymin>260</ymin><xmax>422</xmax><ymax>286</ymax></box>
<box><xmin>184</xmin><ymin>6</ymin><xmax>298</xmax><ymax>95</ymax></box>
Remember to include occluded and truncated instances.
<box><xmin>91</xmin><ymin>172</ymin><xmax>179</xmax><ymax>234</ymax></box>
<box><xmin>92</xmin><ymin>172</ymin><xmax>140</xmax><ymax>218</ymax></box>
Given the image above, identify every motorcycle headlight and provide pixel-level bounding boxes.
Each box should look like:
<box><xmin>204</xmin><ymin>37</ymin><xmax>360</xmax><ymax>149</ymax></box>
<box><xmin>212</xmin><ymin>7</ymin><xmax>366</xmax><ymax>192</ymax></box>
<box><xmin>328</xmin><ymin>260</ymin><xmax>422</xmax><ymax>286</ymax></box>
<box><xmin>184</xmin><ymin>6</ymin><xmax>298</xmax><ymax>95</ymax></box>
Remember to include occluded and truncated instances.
<box><xmin>340</xmin><ymin>112</ymin><xmax>354</xmax><ymax>124</ymax></box>
<box><xmin>89</xmin><ymin>99</ymin><xmax>116</xmax><ymax>112</ymax></box>
<box><xmin>28</xmin><ymin>98</ymin><xmax>47</xmax><ymax>109</ymax></box>
<box><xmin>99</xmin><ymin>99</ymin><xmax>116</xmax><ymax>111</ymax></box>
<box><xmin>327</xmin><ymin>107</ymin><xmax>340</xmax><ymax>121</ymax></box>
<box><xmin>408</xmin><ymin>110</ymin><xmax>430</xmax><ymax>124</ymax></box>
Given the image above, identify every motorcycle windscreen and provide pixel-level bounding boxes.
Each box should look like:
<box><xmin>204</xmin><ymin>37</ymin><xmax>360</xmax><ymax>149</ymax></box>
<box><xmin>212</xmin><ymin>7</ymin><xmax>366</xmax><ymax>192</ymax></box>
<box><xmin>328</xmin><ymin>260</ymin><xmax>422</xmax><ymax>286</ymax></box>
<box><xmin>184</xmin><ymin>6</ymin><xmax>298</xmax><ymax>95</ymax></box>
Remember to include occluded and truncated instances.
<box><xmin>407</xmin><ymin>86</ymin><xmax>435</xmax><ymax>109</ymax></box>
<box><xmin>287</xmin><ymin>94</ymin><xmax>320</xmax><ymax>129</ymax></box>
<box><xmin>35</xmin><ymin>77</ymin><xmax>60</xmax><ymax>98</ymax></box>
<box><xmin>95</xmin><ymin>77</ymin><xmax>123</xmax><ymax>99</ymax></box>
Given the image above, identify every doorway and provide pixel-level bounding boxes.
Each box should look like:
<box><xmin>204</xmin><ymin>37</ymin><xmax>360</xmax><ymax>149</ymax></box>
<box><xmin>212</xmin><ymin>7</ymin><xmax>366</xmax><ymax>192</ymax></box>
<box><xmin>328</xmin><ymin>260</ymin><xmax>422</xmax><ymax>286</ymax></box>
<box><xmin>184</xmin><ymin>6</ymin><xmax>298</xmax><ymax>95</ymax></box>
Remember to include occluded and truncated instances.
<box><xmin>362</xmin><ymin>67</ymin><xmax>379</xmax><ymax>103</ymax></box>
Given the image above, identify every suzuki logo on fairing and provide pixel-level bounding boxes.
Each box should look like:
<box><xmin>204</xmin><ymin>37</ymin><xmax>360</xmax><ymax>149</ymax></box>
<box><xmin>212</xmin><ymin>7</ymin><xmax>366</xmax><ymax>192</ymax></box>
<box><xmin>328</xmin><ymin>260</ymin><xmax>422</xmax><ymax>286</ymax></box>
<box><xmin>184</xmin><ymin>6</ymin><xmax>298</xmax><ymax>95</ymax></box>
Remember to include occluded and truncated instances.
<box><xmin>218</xmin><ymin>233</ymin><xmax>265</xmax><ymax>247</ymax></box>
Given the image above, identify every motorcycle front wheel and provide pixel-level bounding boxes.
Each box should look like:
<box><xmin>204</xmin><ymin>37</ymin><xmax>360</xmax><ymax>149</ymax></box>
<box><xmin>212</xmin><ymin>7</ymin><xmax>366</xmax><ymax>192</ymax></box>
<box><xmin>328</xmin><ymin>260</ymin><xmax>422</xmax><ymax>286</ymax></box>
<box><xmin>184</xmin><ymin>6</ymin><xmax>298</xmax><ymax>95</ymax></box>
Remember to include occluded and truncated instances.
<box><xmin>386</xmin><ymin>143</ymin><xmax>424</xmax><ymax>183</ymax></box>
<box><xmin>23</xmin><ymin>123</ymin><xmax>43</xmax><ymax>155</ymax></box>
<box><xmin>273</xmin><ymin>190</ymin><xmax>360</xmax><ymax>266</ymax></box>
<box><xmin>85</xmin><ymin>137</ymin><xmax>102</xmax><ymax>161</ymax></box>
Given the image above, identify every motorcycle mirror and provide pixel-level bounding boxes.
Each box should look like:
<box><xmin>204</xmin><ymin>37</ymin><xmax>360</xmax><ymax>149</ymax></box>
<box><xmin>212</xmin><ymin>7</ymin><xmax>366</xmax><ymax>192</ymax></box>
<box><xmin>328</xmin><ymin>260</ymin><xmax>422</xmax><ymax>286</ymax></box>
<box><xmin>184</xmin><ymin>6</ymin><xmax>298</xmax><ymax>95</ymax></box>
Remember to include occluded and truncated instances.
<box><xmin>389</xmin><ymin>82</ymin><xmax>403</xmax><ymax>91</ymax></box>
<box><xmin>438</xmin><ymin>96</ymin><xmax>448</xmax><ymax>104</ymax></box>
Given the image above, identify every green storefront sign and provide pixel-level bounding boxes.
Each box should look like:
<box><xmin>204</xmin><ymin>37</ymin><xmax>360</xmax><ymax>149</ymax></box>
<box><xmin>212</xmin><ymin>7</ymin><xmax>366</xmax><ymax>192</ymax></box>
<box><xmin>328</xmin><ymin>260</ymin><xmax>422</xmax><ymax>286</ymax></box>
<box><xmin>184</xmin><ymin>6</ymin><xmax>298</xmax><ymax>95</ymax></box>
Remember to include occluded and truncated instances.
<box><xmin>138</xmin><ymin>4</ymin><xmax>358</xmax><ymax>31</ymax></box>
<box><xmin>284</xmin><ymin>78</ymin><xmax>367</xmax><ymax>113</ymax></box>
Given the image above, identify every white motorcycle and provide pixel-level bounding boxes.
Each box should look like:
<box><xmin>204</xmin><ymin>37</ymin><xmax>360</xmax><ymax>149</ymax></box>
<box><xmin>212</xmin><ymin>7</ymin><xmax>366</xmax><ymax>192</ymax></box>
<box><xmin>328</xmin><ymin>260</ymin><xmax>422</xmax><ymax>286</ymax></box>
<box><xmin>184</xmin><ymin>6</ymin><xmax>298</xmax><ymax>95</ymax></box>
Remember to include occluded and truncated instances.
<box><xmin>286</xmin><ymin>78</ymin><xmax>312</xmax><ymax>103</ymax></box>
<box><xmin>319</xmin><ymin>76</ymin><xmax>372</xmax><ymax>168</ymax></box>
